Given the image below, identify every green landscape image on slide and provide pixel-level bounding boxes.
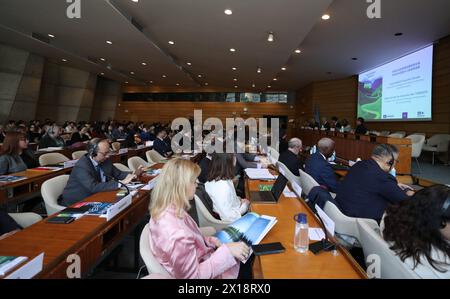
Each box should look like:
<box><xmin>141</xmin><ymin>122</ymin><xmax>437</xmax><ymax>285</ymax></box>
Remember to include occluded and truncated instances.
<box><xmin>358</xmin><ymin>77</ymin><xmax>383</xmax><ymax>120</ymax></box>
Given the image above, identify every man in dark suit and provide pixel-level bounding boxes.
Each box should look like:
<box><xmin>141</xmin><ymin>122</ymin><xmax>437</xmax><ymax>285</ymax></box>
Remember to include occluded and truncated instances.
<box><xmin>335</xmin><ymin>144</ymin><xmax>415</xmax><ymax>222</ymax></box>
<box><xmin>304</xmin><ymin>138</ymin><xmax>338</xmax><ymax>193</ymax></box>
<box><xmin>60</xmin><ymin>138</ymin><xmax>143</xmax><ymax>206</ymax></box>
<box><xmin>198</xmin><ymin>154</ymin><xmax>212</xmax><ymax>183</ymax></box>
<box><xmin>354</xmin><ymin>117</ymin><xmax>368</xmax><ymax>135</ymax></box>
<box><xmin>153</xmin><ymin>128</ymin><xmax>173</xmax><ymax>157</ymax></box>
<box><xmin>278</xmin><ymin>138</ymin><xmax>303</xmax><ymax>176</ymax></box>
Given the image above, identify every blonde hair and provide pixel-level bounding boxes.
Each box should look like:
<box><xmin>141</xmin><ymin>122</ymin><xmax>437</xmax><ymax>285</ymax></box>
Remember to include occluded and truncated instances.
<box><xmin>149</xmin><ymin>158</ymin><xmax>201</xmax><ymax>219</ymax></box>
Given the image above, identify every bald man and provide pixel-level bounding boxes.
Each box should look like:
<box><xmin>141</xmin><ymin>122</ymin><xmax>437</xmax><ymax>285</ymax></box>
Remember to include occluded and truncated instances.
<box><xmin>304</xmin><ymin>138</ymin><xmax>338</xmax><ymax>193</ymax></box>
<box><xmin>278</xmin><ymin>138</ymin><xmax>303</xmax><ymax>176</ymax></box>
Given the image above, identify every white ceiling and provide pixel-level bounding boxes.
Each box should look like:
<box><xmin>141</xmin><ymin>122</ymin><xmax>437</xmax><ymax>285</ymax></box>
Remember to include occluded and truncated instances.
<box><xmin>0</xmin><ymin>0</ymin><xmax>449</xmax><ymax>91</ymax></box>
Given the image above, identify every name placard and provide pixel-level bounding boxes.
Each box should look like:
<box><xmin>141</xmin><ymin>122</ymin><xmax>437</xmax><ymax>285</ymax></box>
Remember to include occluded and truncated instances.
<box><xmin>105</xmin><ymin>194</ymin><xmax>132</xmax><ymax>221</ymax></box>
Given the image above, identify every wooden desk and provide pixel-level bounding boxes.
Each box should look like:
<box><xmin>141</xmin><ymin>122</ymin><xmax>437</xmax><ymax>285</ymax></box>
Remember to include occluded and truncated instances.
<box><xmin>0</xmin><ymin>189</ymin><xmax>150</xmax><ymax>278</ymax></box>
<box><xmin>0</xmin><ymin>168</ymin><xmax>72</xmax><ymax>207</ymax></box>
<box><xmin>246</xmin><ymin>178</ymin><xmax>366</xmax><ymax>279</ymax></box>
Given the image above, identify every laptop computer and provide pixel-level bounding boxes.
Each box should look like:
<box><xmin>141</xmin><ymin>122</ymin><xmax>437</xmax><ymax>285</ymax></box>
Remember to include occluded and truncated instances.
<box><xmin>250</xmin><ymin>174</ymin><xmax>288</xmax><ymax>203</ymax></box>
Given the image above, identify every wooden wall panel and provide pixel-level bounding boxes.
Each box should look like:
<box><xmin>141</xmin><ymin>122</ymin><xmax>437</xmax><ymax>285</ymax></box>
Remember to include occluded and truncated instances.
<box><xmin>295</xmin><ymin>35</ymin><xmax>450</xmax><ymax>137</ymax></box>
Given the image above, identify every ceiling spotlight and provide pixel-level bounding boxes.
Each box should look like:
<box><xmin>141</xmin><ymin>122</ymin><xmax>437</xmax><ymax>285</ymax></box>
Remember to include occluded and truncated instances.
<box><xmin>230</xmin><ymin>48</ymin><xmax>236</xmax><ymax>52</ymax></box>
<box><xmin>125</xmin><ymin>81</ymin><xmax>129</xmax><ymax>84</ymax></box>
<box><xmin>132</xmin><ymin>0</ymin><xmax>139</xmax><ymax>2</ymax></box>
<box><xmin>187</xmin><ymin>62</ymin><xmax>192</xmax><ymax>66</ymax></box>
<box><xmin>106</xmin><ymin>40</ymin><xmax>113</xmax><ymax>45</ymax></box>
<box><xmin>233</xmin><ymin>78</ymin><xmax>237</xmax><ymax>81</ymax></box>
<box><xmin>61</xmin><ymin>59</ymin><xmax>67</xmax><ymax>62</ymax></box>
<box><xmin>322</xmin><ymin>14</ymin><xmax>330</xmax><ymax>20</ymax></box>
<box><xmin>162</xmin><ymin>75</ymin><xmax>167</xmax><ymax>78</ymax></box>
<box><xmin>256</xmin><ymin>67</ymin><xmax>262</xmax><ymax>73</ymax></box>
<box><xmin>100</xmin><ymin>72</ymin><xmax>104</xmax><ymax>76</ymax></box>
<box><xmin>130</xmin><ymin>71</ymin><xmax>135</xmax><ymax>75</ymax></box>
<box><xmin>232</xmin><ymin>67</ymin><xmax>237</xmax><ymax>71</ymax></box>
<box><xmin>224</xmin><ymin>9</ymin><xmax>232</xmax><ymax>15</ymax></box>
<box><xmin>281</xmin><ymin>67</ymin><xmax>287</xmax><ymax>71</ymax></box>
<box><xmin>234</xmin><ymin>85</ymin><xmax>238</xmax><ymax>88</ymax></box>
<box><xmin>205</xmin><ymin>83</ymin><xmax>209</xmax><ymax>86</ymax></box>
<box><xmin>176</xmin><ymin>83</ymin><xmax>180</xmax><ymax>86</ymax></box>
<box><xmin>273</xmin><ymin>78</ymin><xmax>277</xmax><ymax>81</ymax></box>
<box><xmin>198</xmin><ymin>74</ymin><xmax>202</xmax><ymax>78</ymax></box>
<box><xmin>267</xmin><ymin>85</ymin><xmax>271</xmax><ymax>88</ymax></box>
<box><xmin>149</xmin><ymin>81</ymin><xmax>153</xmax><ymax>83</ymax></box>
<box><xmin>267</xmin><ymin>32</ymin><xmax>274</xmax><ymax>42</ymax></box>
<box><xmin>294</xmin><ymin>49</ymin><xmax>301</xmax><ymax>54</ymax></box>
<box><xmin>141</xmin><ymin>62</ymin><xmax>147</xmax><ymax>66</ymax></box>
<box><xmin>48</xmin><ymin>34</ymin><xmax>55</xmax><ymax>38</ymax></box>
<box><xmin>168</xmin><ymin>40</ymin><xmax>175</xmax><ymax>45</ymax></box>
<box><xmin>252</xmin><ymin>83</ymin><xmax>256</xmax><ymax>88</ymax></box>
<box><xmin>100</xmin><ymin>58</ymin><xmax>106</xmax><ymax>61</ymax></box>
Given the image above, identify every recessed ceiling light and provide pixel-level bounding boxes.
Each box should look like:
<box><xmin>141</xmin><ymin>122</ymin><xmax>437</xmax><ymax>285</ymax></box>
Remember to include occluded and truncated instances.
<box><xmin>230</xmin><ymin>48</ymin><xmax>236</xmax><ymax>52</ymax></box>
<box><xmin>141</xmin><ymin>62</ymin><xmax>147</xmax><ymax>66</ymax></box>
<box><xmin>281</xmin><ymin>67</ymin><xmax>287</xmax><ymax>71</ymax></box>
<box><xmin>106</xmin><ymin>40</ymin><xmax>113</xmax><ymax>45</ymax></box>
<box><xmin>187</xmin><ymin>62</ymin><xmax>192</xmax><ymax>66</ymax></box>
<box><xmin>100</xmin><ymin>58</ymin><xmax>106</xmax><ymax>61</ymax></box>
<box><xmin>294</xmin><ymin>49</ymin><xmax>301</xmax><ymax>54</ymax></box>
<box><xmin>168</xmin><ymin>40</ymin><xmax>175</xmax><ymax>45</ymax></box>
<box><xmin>256</xmin><ymin>67</ymin><xmax>262</xmax><ymax>73</ymax></box>
<box><xmin>198</xmin><ymin>74</ymin><xmax>202</xmax><ymax>78</ymax></box>
<box><xmin>61</xmin><ymin>59</ymin><xmax>67</xmax><ymax>62</ymax></box>
<box><xmin>267</xmin><ymin>85</ymin><xmax>271</xmax><ymax>88</ymax></box>
<box><xmin>125</xmin><ymin>81</ymin><xmax>129</xmax><ymax>84</ymax></box>
<box><xmin>176</xmin><ymin>83</ymin><xmax>180</xmax><ymax>86</ymax></box>
<box><xmin>132</xmin><ymin>0</ymin><xmax>139</xmax><ymax>2</ymax></box>
<box><xmin>48</xmin><ymin>34</ymin><xmax>55</xmax><ymax>38</ymax></box>
<box><xmin>232</xmin><ymin>67</ymin><xmax>237</xmax><ymax>71</ymax></box>
<box><xmin>267</xmin><ymin>32</ymin><xmax>274</xmax><ymax>42</ymax></box>
<box><xmin>234</xmin><ymin>85</ymin><xmax>238</xmax><ymax>88</ymax></box>
<box><xmin>394</xmin><ymin>32</ymin><xmax>403</xmax><ymax>36</ymax></box>
<box><xmin>205</xmin><ymin>83</ymin><xmax>209</xmax><ymax>86</ymax></box>
<box><xmin>162</xmin><ymin>75</ymin><xmax>167</xmax><ymax>78</ymax></box>
<box><xmin>100</xmin><ymin>72</ymin><xmax>104</xmax><ymax>75</ymax></box>
<box><xmin>149</xmin><ymin>81</ymin><xmax>153</xmax><ymax>83</ymax></box>
<box><xmin>322</xmin><ymin>14</ymin><xmax>330</xmax><ymax>20</ymax></box>
<box><xmin>273</xmin><ymin>78</ymin><xmax>278</xmax><ymax>81</ymax></box>
<box><xmin>252</xmin><ymin>83</ymin><xmax>256</xmax><ymax>88</ymax></box>
<box><xmin>130</xmin><ymin>71</ymin><xmax>135</xmax><ymax>75</ymax></box>
<box><xmin>224</xmin><ymin>9</ymin><xmax>232</xmax><ymax>15</ymax></box>
<box><xmin>233</xmin><ymin>78</ymin><xmax>237</xmax><ymax>81</ymax></box>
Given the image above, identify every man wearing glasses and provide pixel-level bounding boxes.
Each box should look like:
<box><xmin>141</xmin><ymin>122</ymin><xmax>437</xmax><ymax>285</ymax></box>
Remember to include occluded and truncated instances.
<box><xmin>60</xmin><ymin>138</ymin><xmax>144</xmax><ymax>206</ymax></box>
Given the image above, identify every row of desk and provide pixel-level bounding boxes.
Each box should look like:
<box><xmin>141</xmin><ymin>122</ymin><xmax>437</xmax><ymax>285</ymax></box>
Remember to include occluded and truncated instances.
<box><xmin>298</xmin><ymin>129</ymin><xmax>412</xmax><ymax>175</ymax></box>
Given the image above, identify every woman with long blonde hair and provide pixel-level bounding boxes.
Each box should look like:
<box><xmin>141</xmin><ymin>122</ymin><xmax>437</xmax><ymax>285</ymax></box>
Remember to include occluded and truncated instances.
<box><xmin>149</xmin><ymin>158</ymin><xmax>250</xmax><ymax>279</ymax></box>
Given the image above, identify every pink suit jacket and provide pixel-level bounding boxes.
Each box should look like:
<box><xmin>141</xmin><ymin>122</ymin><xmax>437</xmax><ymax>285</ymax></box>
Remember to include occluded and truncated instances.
<box><xmin>149</xmin><ymin>206</ymin><xmax>240</xmax><ymax>279</ymax></box>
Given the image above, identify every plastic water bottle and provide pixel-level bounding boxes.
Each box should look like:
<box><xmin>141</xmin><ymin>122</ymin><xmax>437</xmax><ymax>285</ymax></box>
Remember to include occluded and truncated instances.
<box><xmin>294</xmin><ymin>213</ymin><xmax>309</xmax><ymax>253</ymax></box>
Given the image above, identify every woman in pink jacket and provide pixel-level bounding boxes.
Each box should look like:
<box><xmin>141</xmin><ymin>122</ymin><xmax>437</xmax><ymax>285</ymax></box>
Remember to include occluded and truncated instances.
<box><xmin>148</xmin><ymin>158</ymin><xmax>250</xmax><ymax>279</ymax></box>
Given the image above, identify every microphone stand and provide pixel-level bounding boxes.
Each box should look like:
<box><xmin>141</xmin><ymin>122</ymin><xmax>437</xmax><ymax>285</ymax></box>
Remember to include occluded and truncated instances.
<box><xmin>309</xmin><ymin>208</ymin><xmax>337</xmax><ymax>255</ymax></box>
<box><xmin>105</xmin><ymin>173</ymin><xmax>130</xmax><ymax>196</ymax></box>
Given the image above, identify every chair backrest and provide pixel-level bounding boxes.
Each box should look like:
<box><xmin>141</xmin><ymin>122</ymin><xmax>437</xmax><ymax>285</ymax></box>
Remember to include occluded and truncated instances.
<box><xmin>276</xmin><ymin>161</ymin><xmax>301</xmax><ymax>189</ymax></box>
<box><xmin>41</xmin><ymin>175</ymin><xmax>69</xmax><ymax>215</ymax></box>
<box><xmin>127</xmin><ymin>156</ymin><xmax>150</xmax><ymax>172</ymax></box>
<box><xmin>267</xmin><ymin>146</ymin><xmax>280</xmax><ymax>164</ymax></box>
<box><xmin>39</xmin><ymin>153</ymin><xmax>69</xmax><ymax>166</ymax></box>
<box><xmin>139</xmin><ymin>224</ymin><xmax>172</xmax><ymax>277</ymax></box>
<box><xmin>8</xmin><ymin>212</ymin><xmax>42</xmax><ymax>228</ymax></box>
<box><xmin>356</xmin><ymin>219</ymin><xmax>420</xmax><ymax>279</ymax></box>
<box><xmin>406</xmin><ymin>134</ymin><xmax>426</xmax><ymax>158</ymax></box>
<box><xmin>145</xmin><ymin>150</ymin><xmax>157</xmax><ymax>164</ymax></box>
<box><xmin>194</xmin><ymin>195</ymin><xmax>231</xmax><ymax>231</ymax></box>
<box><xmin>388</xmin><ymin>132</ymin><xmax>406</xmax><ymax>139</ymax></box>
<box><xmin>71</xmin><ymin>150</ymin><xmax>87</xmax><ymax>160</ymax></box>
<box><xmin>380</xmin><ymin>131</ymin><xmax>390</xmax><ymax>136</ymax></box>
<box><xmin>113</xmin><ymin>163</ymin><xmax>131</xmax><ymax>172</ymax></box>
<box><xmin>147</xmin><ymin>149</ymin><xmax>165</xmax><ymax>163</ymax></box>
<box><xmin>426</xmin><ymin>134</ymin><xmax>450</xmax><ymax>152</ymax></box>
<box><xmin>298</xmin><ymin>169</ymin><xmax>319</xmax><ymax>197</ymax></box>
<box><xmin>324</xmin><ymin>201</ymin><xmax>379</xmax><ymax>244</ymax></box>
<box><xmin>111</xmin><ymin>142</ymin><xmax>121</xmax><ymax>151</ymax></box>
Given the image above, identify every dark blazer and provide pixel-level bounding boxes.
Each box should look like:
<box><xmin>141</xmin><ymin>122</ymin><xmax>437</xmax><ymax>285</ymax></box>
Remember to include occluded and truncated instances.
<box><xmin>304</xmin><ymin>152</ymin><xmax>338</xmax><ymax>193</ymax></box>
<box><xmin>153</xmin><ymin>137</ymin><xmax>172</xmax><ymax>157</ymax></box>
<box><xmin>278</xmin><ymin>149</ymin><xmax>301</xmax><ymax>176</ymax></box>
<box><xmin>61</xmin><ymin>154</ymin><xmax>129</xmax><ymax>206</ymax></box>
<box><xmin>355</xmin><ymin>124</ymin><xmax>368</xmax><ymax>135</ymax></box>
<box><xmin>0</xmin><ymin>210</ymin><xmax>21</xmax><ymax>235</ymax></box>
<box><xmin>335</xmin><ymin>159</ymin><xmax>409</xmax><ymax>222</ymax></box>
<box><xmin>198</xmin><ymin>155</ymin><xmax>212</xmax><ymax>183</ymax></box>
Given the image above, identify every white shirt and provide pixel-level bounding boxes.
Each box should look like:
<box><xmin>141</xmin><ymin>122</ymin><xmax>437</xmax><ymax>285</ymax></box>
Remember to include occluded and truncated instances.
<box><xmin>205</xmin><ymin>180</ymin><xmax>248</xmax><ymax>222</ymax></box>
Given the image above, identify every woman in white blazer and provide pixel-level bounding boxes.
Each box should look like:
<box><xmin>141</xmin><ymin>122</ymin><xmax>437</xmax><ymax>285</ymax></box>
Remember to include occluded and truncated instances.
<box><xmin>205</xmin><ymin>153</ymin><xmax>250</xmax><ymax>222</ymax></box>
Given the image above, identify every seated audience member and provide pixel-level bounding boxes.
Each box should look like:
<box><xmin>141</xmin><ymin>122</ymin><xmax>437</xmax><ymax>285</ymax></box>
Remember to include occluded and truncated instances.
<box><xmin>27</xmin><ymin>124</ymin><xmax>41</xmax><ymax>143</ymax></box>
<box><xmin>335</xmin><ymin>144</ymin><xmax>414</xmax><ymax>222</ymax></box>
<box><xmin>38</xmin><ymin>125</ymin><xmax>65</xmax><ymax>148</ymax></box>
<box><xmin>0</xmin><ymin>210</ymin><xmax>21</xmax><ymax>240</ymax></box>
<box><xmin>278</xmin><ymin>138</ymin><xmax>303</xmax><ymax>176</ymax></box>
<box><xmin>153</xmin><ymin>128</ymin><xmax>173</xmax><ymax>157</ymax></box>
<box><xmin>111</xmin><ymin>125</ymin><xmax>127</xmax><ymax>140</ymax></box>
<box><xmin>148</xmin><ymin>158</ymin><xmax>249</xmax><ymax>278</ymax></box>
<box><xmin>340</xmin><ymin>119</ymin><xmax>352</xmax><ymax>132</ymax></box>
<box><xmin>354</xmin><ymin>117</ymin><xmax>368</xmax><ymax>135</ymax></box>
<box><xmin>383</xmin><ymin>185</ymin><xmax>450</xmax><ymax>278</ymax></box>
<box><xmin>0</xmin><ymin>131</ymin><xmax>37</xmax><ymax>175</ymax></box>
<box><xmin>321</xmin><ymin>117</ymin><xmax>331</xmax><ymax>130</ymax></box>
<box><xmin>198</xmin><ymin>153</ymin><xmax>212</xmax><ymax>183</ymax></box>
<box><xmin>205</xmin><ymin>153</ymin><xmax>250</xmax><ymax>222</ymax></box>
<box><xmin>305</xmin><ymin>138</ymin><xmax>338</xmax><ymax>193</ymax></box>
<box><xmin>60</xmin><ymin>138</ymin><xmax>143</xmax><ymax>206</ymax></box>
<box><xmin>278</xmin><ymin>126</ymin><xmax>289</xmax><ymax>154</ymax></box>
<box><xmin>308</xmin><ymin>118</ymin><xmax>319</xmax><ymax>129</ymax></box>
<box><xmin>331</xmin><ymin>116</ymin><xmax>341</xmax><ymax>130</ymax></box>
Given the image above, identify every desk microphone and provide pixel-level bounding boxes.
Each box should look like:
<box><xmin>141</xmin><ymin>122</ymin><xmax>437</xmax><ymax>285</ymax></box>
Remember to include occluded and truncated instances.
<box><xmin>309</xmin><ymin>205</ymin><xmax>336</xmax><ymax>255</ymax></box>
<box><xmin>104</xmin><ymin>173</ymin><xmax>130</xmax><ymax>196</ymax></box>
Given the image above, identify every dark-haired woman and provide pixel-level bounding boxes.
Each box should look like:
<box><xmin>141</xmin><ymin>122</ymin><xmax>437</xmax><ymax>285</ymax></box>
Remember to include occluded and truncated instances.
<box><xmin>0</xmin><ymin>132</ymin><xmax>38</xmax><ymax>175</ymax></box>
<box><xmin>205</xmin><ymin>153</ymin><xmax>250</xmax><ymax>222</ymax></box>
<box><xmin>383</xmin><ymin>185</ymin><xmax>450</xmax><ymax>278</ymax></box>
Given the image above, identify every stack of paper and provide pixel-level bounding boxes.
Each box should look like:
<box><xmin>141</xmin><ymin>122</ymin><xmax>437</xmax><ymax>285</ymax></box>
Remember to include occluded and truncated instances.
<box><xmin>244</xmin><ymin>168</ymin><xmax>276</xmax><ymax>180</ymax></box>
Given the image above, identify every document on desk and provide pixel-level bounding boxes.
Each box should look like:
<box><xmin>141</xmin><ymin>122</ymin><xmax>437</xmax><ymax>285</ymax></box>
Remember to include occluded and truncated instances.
<box><xmin>282</xmin><ymin>186</ymin><xmax>297</xmax><ymax>198</ymax></box>
<box><xmin>5</xmin><ymin>253</ymin><xmax>44</xmax><ymax>279</ymax></box>
<box><xmin>244</xmin><ymin>168</ymin><xmax>276</xmax><ymax>180</ymax></box>
<box><xmin>142</xmin><ymin>176</ymin><xmax>159</xmax><ymax>191</ymax></box>
<box><xmin>308</xmin><ymin>228</ymin><xmax>325</xmax><ymax>241</ymax></box>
